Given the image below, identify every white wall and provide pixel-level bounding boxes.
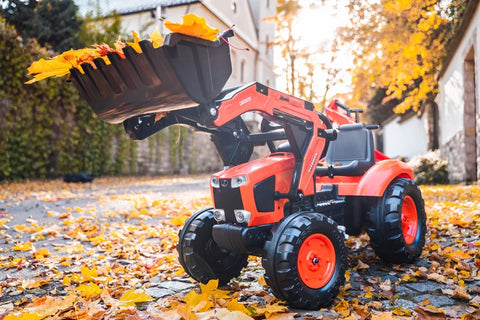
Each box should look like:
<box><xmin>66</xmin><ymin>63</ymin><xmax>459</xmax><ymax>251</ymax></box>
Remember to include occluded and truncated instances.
<box><xmin>382</xmin><ymin>114</ymin><xmax>428</xmax><ymax>159</ymax></box>
<box><xmin>438</xmin><ymin>6</ymin><xmax>480</xmax><ymax>145</ymax></box>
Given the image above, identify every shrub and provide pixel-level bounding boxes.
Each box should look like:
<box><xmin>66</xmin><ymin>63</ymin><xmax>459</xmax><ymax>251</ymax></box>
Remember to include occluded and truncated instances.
<box><xmin>407</xmin><ymin>150</ymin><xmax>449</xmax><ymax>185</ymax></box>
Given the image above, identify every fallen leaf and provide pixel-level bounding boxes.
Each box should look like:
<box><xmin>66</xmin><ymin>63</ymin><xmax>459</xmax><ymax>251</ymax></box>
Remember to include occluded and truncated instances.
<box><xmin>119</xmin><ymin>289</ymin><xmax>153</xmax><ymax>308</ymax></box>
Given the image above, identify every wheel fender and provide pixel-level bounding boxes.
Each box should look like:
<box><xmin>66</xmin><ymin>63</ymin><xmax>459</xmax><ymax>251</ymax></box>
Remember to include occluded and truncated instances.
<box><xmin>356</xmin><ymin>160</ymin><xmax>414</xmax><ymax>197</ymax></box>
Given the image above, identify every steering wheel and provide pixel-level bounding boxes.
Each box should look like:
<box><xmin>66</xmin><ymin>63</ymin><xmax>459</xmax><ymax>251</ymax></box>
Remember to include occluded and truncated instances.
<box><xmin>317</xmin><ymin>112</ymin><xmax>333</xmax><ymax>159</ymax></box>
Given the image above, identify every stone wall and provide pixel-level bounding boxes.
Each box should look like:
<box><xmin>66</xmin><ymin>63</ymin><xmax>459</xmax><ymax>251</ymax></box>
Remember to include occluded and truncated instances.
<box><xmin>135</xmin><ymin>126</ymin><xmax>223</xmax><ymax>175</ymax></box>
<box><xmin>132</xmin><ymin>119</ymin><xmax>271</xmax><ymax>176</ymax></box>
<box><xmin>441</xmin><ymin>131</ymin><xmax>466</xmax><ymax>183</ymax></box>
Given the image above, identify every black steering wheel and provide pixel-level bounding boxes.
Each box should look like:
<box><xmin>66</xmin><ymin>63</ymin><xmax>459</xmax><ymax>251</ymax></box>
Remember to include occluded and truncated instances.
<box><xmin>317</xmin><ymin>112</ymin><xmax>334</xmax><ymax>159</ymax></box>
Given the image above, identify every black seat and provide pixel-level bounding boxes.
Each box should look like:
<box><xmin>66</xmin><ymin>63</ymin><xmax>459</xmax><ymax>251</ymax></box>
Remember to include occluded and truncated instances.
<box><xmin>316</xmin><ymin>123</ymin><xmax>375</xmax><ymax>178</ymax></box>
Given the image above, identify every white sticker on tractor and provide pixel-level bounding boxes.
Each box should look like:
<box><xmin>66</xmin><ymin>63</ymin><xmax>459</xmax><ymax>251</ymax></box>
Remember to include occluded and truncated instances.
<box><xmin>240</xmin><ymin>96</ymin><xmax>252</xmax><ymax>106</ymax></box>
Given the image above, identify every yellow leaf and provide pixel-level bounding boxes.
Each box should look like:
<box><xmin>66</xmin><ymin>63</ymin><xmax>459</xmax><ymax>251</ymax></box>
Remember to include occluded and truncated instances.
<box><xmin>33</xmin><ymin>248</ymin><xmax>50</xmax><ymax>258</ymax></box>
<box><xmin>165</xmin><ymin>13</ymin><xmax>219</xmax><ymax>41</ymax></box>
<box><xmin>12</xmin><ymin>242</ymin><xmax>33</xmax><ymax>252</ymax></box>
<box><xmin>258</xmin><ymin>275</ymin><xmax>267</xmax><ymax>287</ymax></box>
<box><xmin>77</xmin><ymin>282</ymin><xmax>102</xmax><ymax>298</ymax></box>
<box><xmin>127</xmin><ymin>31</ymin><xmax>142</xmax><ymax>53</ymax></box>
<box><xmin>149</xmin><ymin>28</ymin><xmax>164</xmax><ymax>48</ymax></box>
<box><xmin>119</xmin><ymin>289</ymin><xmax>153</xmax><ymax>308</ymax></box>
<box><xmin>171</xmin><ymin>216</ymin><xmax>188</xmax><ymax>226</ymax></box>
<box><xmin>227</xmin><ymin>299</ymin><xmax>248</xmax><ymax>314</ymax></box>
<box><xmin>81</xmin><ymin>266</ymin><xmax>98</xmax><ymax>281</ymax></box>
<box><xmin>0</xmin><ymin>218</ymin><xmax>9</xmax><ymax>227</ymax></box>
<box><xmin>62</xmin><ymin>276</ymin><xmax>71</xmax><ymax>286</ymax></box>
<box><xmin>252</xmin><ymin>302</ymin><xmax>288</xmax><ymax>318</ymax></box>
<box><xmin>364</xmin><ymin>289</ymin><xmax>373</xmax><ymax>299</ymax></box>
<box><xmin>185</xmin><ymin>288</ymin><xmax>203</xmax><ymax>307</ymax></box>
<box><xmin>4</xmin><ymin>312</ymin><xmax>42</xmax><ymax>320</ymax></box>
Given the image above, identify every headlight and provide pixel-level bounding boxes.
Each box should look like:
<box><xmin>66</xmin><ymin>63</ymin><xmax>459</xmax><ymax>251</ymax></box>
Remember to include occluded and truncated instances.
<box><xmin>234</xmin><ymin>209</ymin><xmax>251</xmax><ymax>224</ymax></box>
<box><xmin>231</xmin><ymin>175</ymin><xmax>248</xmax><ymax>188</ymax></box>
<box><xmin>211</xmin><ymin>176</ymin><xmax>220</xmax><ymax>188</ymax></box>
<box><xmin>212</xmin><ymin>209</ymin><xmax>225</xmax><ymax>222</ymax></box>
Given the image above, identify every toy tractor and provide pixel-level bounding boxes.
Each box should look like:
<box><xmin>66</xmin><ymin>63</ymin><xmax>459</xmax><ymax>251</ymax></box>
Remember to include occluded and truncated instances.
<box><xmin>70</xmin><ymin>30</ymin><xmax>427</xmax><ymax>309</ymax></box>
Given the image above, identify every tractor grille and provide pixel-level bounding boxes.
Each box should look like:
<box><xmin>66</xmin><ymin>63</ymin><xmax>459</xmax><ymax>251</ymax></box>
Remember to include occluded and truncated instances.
<box><xmin>212</xmin><ymin>178</ymin><xmax>244</xmax><ymax>223</ymax></box>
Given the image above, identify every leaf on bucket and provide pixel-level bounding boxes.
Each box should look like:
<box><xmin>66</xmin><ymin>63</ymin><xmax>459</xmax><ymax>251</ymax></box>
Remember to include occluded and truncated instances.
<box><xmin>127</xmin><ymin>31</ymin><xmax>142</xmax><ymax>53</ymax></box>
<box><xmin>165</xmin><ymin>13</ymin><xmax>219</xmax><ymax>41</ymax></box>
<box><xmin>150</xmin><ymin>28</ymin><xmax>164</xmax><ymax>48</ymax></box>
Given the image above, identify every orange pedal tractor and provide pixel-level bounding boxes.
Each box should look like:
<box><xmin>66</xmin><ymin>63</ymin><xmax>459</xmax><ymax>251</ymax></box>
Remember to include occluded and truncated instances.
<box><xmin>70</xmin><ymin>30</ymin><xmax>426</xmax><ymax>310</ymax></box>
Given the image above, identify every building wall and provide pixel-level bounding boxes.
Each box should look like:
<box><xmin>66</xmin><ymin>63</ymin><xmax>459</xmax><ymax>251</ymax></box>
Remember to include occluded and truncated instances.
<box><xmin>381</xmin><ymin>114</ymin><xmax>429</xmax><ymax>159</ymax></box>
<box><xmin>437</xmin><ymin>6</ymin><xmax>480</xmax><ymax>182</ymax></box>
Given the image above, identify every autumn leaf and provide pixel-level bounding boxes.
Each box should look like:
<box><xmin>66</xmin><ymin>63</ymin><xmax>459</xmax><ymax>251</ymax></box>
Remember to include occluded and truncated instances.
<box><xmin>76</xmin><ymin>282</ymin><xmax>102</xmax><ymax>298</ymax></box>
<box><xmin>127</xmin><ymin>31</ymin><xmax>142</xmax><ymax>53</ymax></box>
<box><xmin>80</xmin><ymin>266</ymin><xmax>98</xmax><ymax>281</ymax></box>
<box><xmin>32</xmin><ymin>248</ymin><xmax>50</xmax><ymax>258</ymax></box>
<box><xmin>3</xmin><ymin>312</ymin><xmax>42</xmax><ymax>320</ymax></box>
<box><xmin>150</xmin><ymin>28</ymin><xmax>163</xmax><ymax>48</ymax></box>
<box><xmin>414</xmin><ymin>305</ymin><xmax>446</xmax><ymax>320</ymax></box>
<box><xmin>227</xmin><ymin>299</ymin><xmax>249</xmax><ymax>314</ymax></box>
<box><xmin>11</xmin><ymin>242</ymin><xmax>33</xmax><ymax>252</ymax></box>
<box><xmin>119</xmin><ymin>289</ymin><xmax>153</xmax><ymax>308</ymax></box>
<box><xmin>251</xmin><ymin>302</ymin><xmax>289</xmax><ymax>319</ymax></box>
<box><xmin>165</xmin><ymin>13</ymin><xmax>219</xmax><ymax>41</ymax></box>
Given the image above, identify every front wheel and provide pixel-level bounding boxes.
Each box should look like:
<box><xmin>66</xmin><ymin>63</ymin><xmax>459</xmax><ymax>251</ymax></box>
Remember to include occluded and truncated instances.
<box><xmin>366</xmin><ymin>178</ymin><xmax>426</xmax><ymax>263</ymax></box>
<box><xmin>177</xmin><ymin>208</ymin><xmax>248</xmax><ymax>285</ymax></box>
<box><xmin>262</xmin><ymin>212</ymin><xmax>347</xmax><ymax>310</ymax></box>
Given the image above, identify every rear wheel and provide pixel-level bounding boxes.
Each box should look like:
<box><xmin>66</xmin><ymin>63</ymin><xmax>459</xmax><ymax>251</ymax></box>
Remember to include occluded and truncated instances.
<box><xmin>177</xmin><ymin>208</ymin><xmax>248</xmax><ymax>285</ymax></box>
<box><xmin>366</xmin><ymin>178</ymin><xmax>426</xmax><ymax>263</ymax></box>
<box><xmin>262</xmin><ymin>212</ymin><xmax>347</xmax><ymax>310</ymax></box>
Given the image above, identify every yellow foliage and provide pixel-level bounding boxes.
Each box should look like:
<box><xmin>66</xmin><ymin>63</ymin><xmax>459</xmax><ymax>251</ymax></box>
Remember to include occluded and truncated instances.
<box><xmin>119</xmin><ymin>289</ymin><xmax>154</xmax><ymax>308</ymax></box>
<box><xmin>80</xmin><ymin>266</ymin><xmax>98</xmax><ymax>281</ymax></box>
<box><xmin>4</xmin><ymin>312</ymin><xmax>42</xmax><ymax>320</ymax></box>
<box><xmin>165</xmin><ymin>13</ymin><xmax>219</xmax><ymax>41</ymax></box>
<box><xmin>76</xmin><ymin>282</ymin><xmax>102</xmax><ymax>298</ymax></box>
<box><xmin>26</xmin><ymin>13</ymin><xmax>220</xmax><ymax>83</ymax></box>
<box><xmin>11</xmin><ymin>242</ymin><xmax>33</xmax><ymax>252</ymax></box>
<box><xmin>345</xmin><ymin>0</ymin><xmax>451</xmax><ymax>113</ymax></box>
<box><xmin>127</xmin><ymin>31</ymin><xmax>142</xmax><ymax>53</ymax></box>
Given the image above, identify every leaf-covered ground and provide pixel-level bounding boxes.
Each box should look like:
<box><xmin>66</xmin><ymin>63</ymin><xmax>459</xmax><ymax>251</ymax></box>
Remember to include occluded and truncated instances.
<box><xmin>0</xmin><ymin>176</ymin><xmax>479</xmax><ymax>319</ymax></box>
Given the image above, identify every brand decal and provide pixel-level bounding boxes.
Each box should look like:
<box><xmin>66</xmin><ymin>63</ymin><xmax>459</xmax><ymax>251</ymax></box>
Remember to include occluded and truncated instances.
<box><xmin>308</xmin><ymin>152</ymin><xmax>318</xmax><ymax>173</ymax></box>
<box><xmin>239</xmin><ymin>96</ymin><xmax>252</xmax><ymax>106</ymax></box>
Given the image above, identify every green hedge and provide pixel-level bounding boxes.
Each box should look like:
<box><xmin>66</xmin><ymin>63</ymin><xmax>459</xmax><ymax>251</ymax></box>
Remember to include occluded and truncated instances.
<box><xmin>0</xmin><ymin>20</ymin><xmax>138</xmax><ymax>180</ymax></box>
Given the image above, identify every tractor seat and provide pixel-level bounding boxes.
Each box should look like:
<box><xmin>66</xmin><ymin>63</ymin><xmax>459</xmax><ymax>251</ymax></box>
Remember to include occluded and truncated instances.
<box><xmin>316</xmin><ymin>123</ymin><xmax>375</xmax><ymax>178</ymax></box>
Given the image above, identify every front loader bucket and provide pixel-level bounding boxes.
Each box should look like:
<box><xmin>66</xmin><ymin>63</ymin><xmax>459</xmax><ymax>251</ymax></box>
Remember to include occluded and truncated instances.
<box><xmin>70</xmin><ymin>31</ymin><xmax>233</xmax><ymax>124</ymax></box>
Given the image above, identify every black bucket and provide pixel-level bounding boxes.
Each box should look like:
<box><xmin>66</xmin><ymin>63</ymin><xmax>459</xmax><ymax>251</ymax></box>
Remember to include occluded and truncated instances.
<box><xmin>70</xmin><ymin>30</ymin><xmax>233</xmax><ymax>124</ymax></box>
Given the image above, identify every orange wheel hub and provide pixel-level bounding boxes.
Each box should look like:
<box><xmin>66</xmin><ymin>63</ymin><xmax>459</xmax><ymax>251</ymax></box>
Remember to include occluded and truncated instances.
<box><xmin>297</xmin><ymin>234</ymin><xmax>336</xmax><ymax>288</ymax></box>
<box><xmin>402</xmin><ymin>195</ymin><xmax>418</xmax><ymax>245</ymax></box>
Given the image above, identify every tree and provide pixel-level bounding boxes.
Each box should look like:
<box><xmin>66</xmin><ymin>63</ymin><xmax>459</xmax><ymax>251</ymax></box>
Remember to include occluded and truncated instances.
<box><xmin>1</xmin><ymin>0</ymin><xmax>82</xmax><ymax>51</ymax></box>
<box><xmin>0</xmin><ymin>0</ymin><xmax>38</xmax><ymax>39</ymax></box>
<box><xmin>340</xmin><ymin>0</ymin><xmax>468</xmax><ymax>115</ymax></box>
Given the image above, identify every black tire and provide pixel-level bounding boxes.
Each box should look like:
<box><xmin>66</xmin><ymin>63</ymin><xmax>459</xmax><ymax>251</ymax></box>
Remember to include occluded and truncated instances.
<box><xmin>262</xmin><ymin>212</ymin><xmax>347</xmax><ymax>310</ymax></box>
<box><xmin>366</xmin><ymin>178</ymin><xmax>426</xmax><ymax>263</ymax></box>
<box><xmin>177</xmin><ymin>208</ymin><xmax>248</xmax><ymax>286</ymax></box>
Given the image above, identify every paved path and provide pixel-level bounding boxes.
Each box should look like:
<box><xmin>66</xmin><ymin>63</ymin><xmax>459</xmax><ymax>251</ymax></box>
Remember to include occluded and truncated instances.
<box><xmin>1</xmin><ymin>176</ymin><xmax>479</xmax><ymax>319</ymax></box>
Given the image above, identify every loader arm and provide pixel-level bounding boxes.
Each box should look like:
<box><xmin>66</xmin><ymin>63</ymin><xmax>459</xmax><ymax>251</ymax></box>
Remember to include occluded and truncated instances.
<box><xmin>213</xmin><ymin>83</ymin><xmax>335</xmax><ymax>201</ymax></box>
